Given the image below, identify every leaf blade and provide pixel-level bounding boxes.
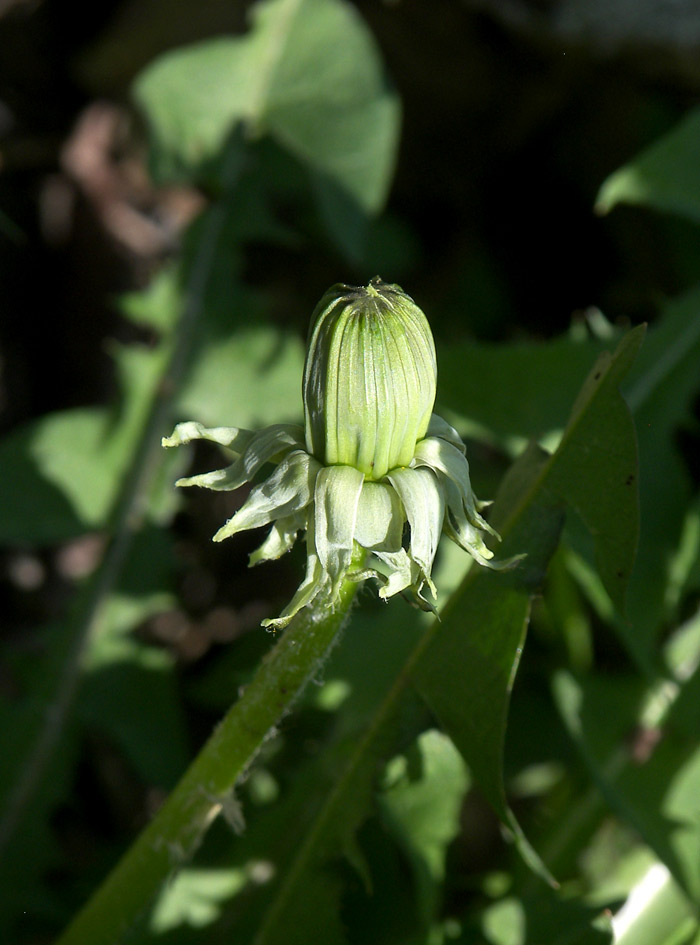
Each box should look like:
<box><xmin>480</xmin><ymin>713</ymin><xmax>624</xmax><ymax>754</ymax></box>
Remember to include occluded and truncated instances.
<box><xmin>132</xmin><ymin>0</ymin><xmax>400</xmax><ymax>245</ymax></box>
<box><xmin>596</xmin><ymin>106</ymin><xmax>700</xmax><ymax>222</ymax></box>
<box><xmin>414</xmin><ymin>327</ymin><xmax>644</xmax><ymax>880</ymax></box>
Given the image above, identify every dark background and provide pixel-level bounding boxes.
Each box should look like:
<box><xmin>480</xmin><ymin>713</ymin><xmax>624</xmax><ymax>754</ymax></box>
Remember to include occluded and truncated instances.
<box><xmin>2</xmin><ymin>0</ymin><xmax>699</xmax><ymax>433</ymax></box>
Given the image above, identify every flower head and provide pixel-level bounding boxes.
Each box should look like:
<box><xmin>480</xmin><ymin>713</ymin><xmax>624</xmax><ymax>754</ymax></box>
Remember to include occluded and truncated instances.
<box><xmin>163</xmin><ymin>278</ymin><xmax>517</xmax><ymax>629</ymax></box>
<box><xmin>303</xmin><ymin>280</ymin><xmax>437</xmax><ymax>479</ymax></box>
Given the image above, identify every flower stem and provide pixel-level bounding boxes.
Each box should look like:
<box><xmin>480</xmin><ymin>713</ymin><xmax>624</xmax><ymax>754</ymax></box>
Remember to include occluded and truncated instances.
<box><xmin>55</xmin><ymin>567</ymin><xmax>362</xmax><ymax>945</ymax></box>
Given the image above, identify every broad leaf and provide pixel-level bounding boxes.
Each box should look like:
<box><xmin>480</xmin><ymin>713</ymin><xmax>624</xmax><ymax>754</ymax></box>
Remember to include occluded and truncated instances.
<box><xmin>150</xmin><ymin>868</ymin><xmax>248</xmax><ymax>934</ymax></box>
<box><xmin>120</xmin><ymin>265</ymin><xmax>180</xmax><ymax>333</ymax></box>
<box><xmin>78</xmin><ymin>528</ymin><xmax>187</xmax><ymax>789</ymax></box>
<box><xmin>611</xmin><ymin>865</ymin><xmax>699</xmax><ymax>945</ymax></box>
<box><xmin>120</xmin><ymin>202</ymin><xmax>305</xmax><ymax>431</ymax></box>
<box><xmin>554</xmin><ymin>668</ymin><xmax>700</xmax><ymax>905</ymax></box>
<box><xmin>414</xmin><ymin>442</ymin><xmax>563</xmax><ymax>884</ymax></box>
<box><xmin>244</xmin><ymin>603</ymin><xmax>429</xmax><ymax>945</ymax></box>
<box><xmin>0</xmin><ymin>342</ymin><xmax>167</xmax><ymax>546</ymax></box>
<box><xmin>555</xmin><ymin>595</ymin><xmax>700</xmax><ymax>908</ymax></box>
<box><xmin>133</xmin><ymin>0</ymin><xmax>400</xmax><ymax>257</ymax></box>
<box><xmin>441</xmin><ymin>299</ymin><xmax>698</xmax><ymax>667</ymax></box>
<box><xmin>596</xmin><ymin>106</ymin><xmax>700</xmax><ymax>222</ymax></box>
<box><xmin>478</xmin><ymin>890</ymin><xmax>612</xmax><ymax>945</ymax></box>
<box><xmin>622</xmin><ymin>287</ymin><xmax>700</xmax><ymax>659</ymax></box>
<box><xmin>380</xmin><ymin>729</ymin><xmax>470</xmax><ymax>925</ymax></box>
<box><xmin>0</xmin><ymin>408</ymin><xmax>118</xmax><ymax>544</ymax></box>
<box><xmin>178</xmin><ymin>326</ymin><xmax>304</xmax><ymax>429</ymax></box>
<box><xmin>437</xmin><ymin>333</ymin><xmax>611</xmax><ymax>451</ymax></box>
<box><xmin>415</xmin><ymin>327</ymin><xmax>643</xmax><ymax>879</ymax></box>
<box><xmin>547</xmin><ymin>328</ymin><xmax>642</xmax><ymax>615</ymax></box>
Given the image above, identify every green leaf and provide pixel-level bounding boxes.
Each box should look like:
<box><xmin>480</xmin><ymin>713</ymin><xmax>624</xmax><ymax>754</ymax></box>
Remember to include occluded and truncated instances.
<box><xmin>0</xmin><ymin>342</ymin><xmax>167</xmax><ymax>546</ymax></box>
<box><xmin>596</xmin><ymin>106</ymin><xmax>700</xmax><ymax>222</ymax></box>
<box><xmin>665</xmin><ymin>604</ymin><xmax>700</xmax><ymax>684</ymax></box>
<box><xmin>150</xmin><ymin>868</ymin><xmax>248</xmax><ymax>933</ymax></box>
<box><xmin>80</xmin><ymin>644</ymin><xmax>187</xmax><ymax>789</ymax></box>
<box><xmin>436</xmin><ymin>333</ymin><xmax>612</xmax><ymax>452</ymax></box>
<box><xmin>380</xmin><ymin>729</ymin><xmax>470</xmax><ymax>925</ymax></box>
<box><xmin>120</xmin><ymin>265</ymin><xmax>180</xmax><ymax>332</ymax></box>
<box><xmin>153</xmin><ymin>203</ymin><xmax>306</xmax><ymax>430</ymax></box>
<box><xmin>78</xmin><ymin>528</ymin><xmax>188</xmax><ymax>789</ymax></box>
<box><xmin>554</xmin><ymin>663</ymin><xmax>700</xmax><ymax>905</ymax></box>
<box><xmin>612</xmin><ymin>865</ymin><xmax>699</xmax><ymax>945</ymax></box>
<box><xmin>0</xmin><ymin>408</ymin><xmax>116</xmax><ymax>544</ymax></box>
<box><xmin>414</xmin><ymin>442</ymin><xmax>564</xmax><ymax>885</ymax></box>
<box><xmin>242</xmin><ymin>603</ymin><xmax>428</xmax><ymax>945</ymax></box>
<box><xmin>442</xmin><ymin>296</ymin><xmax>698</xmax><ymax>666</ymax></box>
<box><xmin>478</xmin><ymin>890</ymin><xmax>613</xmax><ymax>945</ymax></box>
<box><xmin>622</xmin><ymin>288</ymin><xmax>700</xmax><ymax>658</ymax></box>
<box><xmin>438</xmin><ymin>328</ymin><xmax>643</xmax><ymax>617</ymax></box>
<box><xmin>548</xmin><ymin>328</ymin><xmax>643</xmax><ymax>616</ymax></box>
<box><xmin>133</xmin><ymin>0</ymin><xmax>400</xmax><ymax>256</ymax></box>
<box><xmin>177</xmin><ymin>326</ymin><xmax>305</xmax><ymax>429</ymax></box>
<box><xmin>415</xmin><ymin>328</ymin><xmax>643</xmax><ymax>881</ymax></box>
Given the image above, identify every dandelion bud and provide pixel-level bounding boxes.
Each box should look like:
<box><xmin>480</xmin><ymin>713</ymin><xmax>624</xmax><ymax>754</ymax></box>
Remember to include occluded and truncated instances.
<box><xmin>302</xmin><ymin>278</ymin><xmax>437</xmax><ymax>480</ymax></box>
<box><xmin>164</xmin><ymin>277</ymin><xmax>518</xmax><ymax>629</ymax></box>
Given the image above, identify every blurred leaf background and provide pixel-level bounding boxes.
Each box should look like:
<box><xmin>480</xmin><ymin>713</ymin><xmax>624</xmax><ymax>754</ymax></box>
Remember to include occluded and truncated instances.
<box><xmin>1</xmin><ymin>1</ymin><xmax>700</xmax><ymax>943</ymax></box>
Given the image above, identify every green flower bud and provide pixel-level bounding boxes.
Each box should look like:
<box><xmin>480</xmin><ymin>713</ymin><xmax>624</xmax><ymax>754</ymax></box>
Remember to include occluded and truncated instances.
<box><xmin>164</xmin><ymin>277</ymin><xmax>521</xmax><ymax>630</ymax></box>
<box><xmin>303</xmin><ymin>278</ymin><xmax>437</xmax><ymax>481</ymax></box>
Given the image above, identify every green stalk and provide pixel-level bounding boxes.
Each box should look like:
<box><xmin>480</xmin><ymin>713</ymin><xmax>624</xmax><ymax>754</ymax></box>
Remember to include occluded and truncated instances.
<box><xmin>55</xmin><ymin>566</ymin><xmax>361</xmax><ymax>945</ymax></box>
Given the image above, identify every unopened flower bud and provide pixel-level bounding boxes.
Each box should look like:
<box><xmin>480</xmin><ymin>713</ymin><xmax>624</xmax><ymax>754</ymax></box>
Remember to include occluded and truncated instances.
<box><xmin>303</xmin><ymin>278</ymin><xmax>437</xmax><ymax>480</ymax></box>
<box><xmin>164</xmin><ymin>277</ymin><xmax>519</xmax><ymax>630</ymax></box>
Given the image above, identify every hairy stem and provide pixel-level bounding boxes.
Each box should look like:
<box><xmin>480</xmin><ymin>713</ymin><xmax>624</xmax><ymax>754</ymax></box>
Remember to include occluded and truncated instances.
<box><xmin>55</xmin><ymin>569</ymin><xmax>362</xmax><ymax>945</ymax></box>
